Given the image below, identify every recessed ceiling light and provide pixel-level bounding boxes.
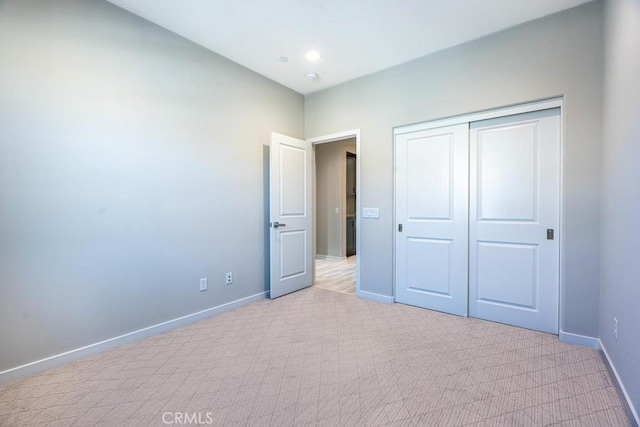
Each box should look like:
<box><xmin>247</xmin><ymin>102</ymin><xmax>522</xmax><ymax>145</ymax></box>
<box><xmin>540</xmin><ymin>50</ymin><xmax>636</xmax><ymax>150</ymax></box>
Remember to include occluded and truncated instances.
<box><xmin>306</xmin><ymin>73</ymin><xmax>319</xmax><ymax>81</ymax></box>
<box><xmin>278</xmin><ymin>56</ymin><xmax>288</xmax><ymax>63</ymax></box>
<box><xmin>305</xmin><ymin>50</ymin><xmax>321</xmax><ymax>61</ymax></box>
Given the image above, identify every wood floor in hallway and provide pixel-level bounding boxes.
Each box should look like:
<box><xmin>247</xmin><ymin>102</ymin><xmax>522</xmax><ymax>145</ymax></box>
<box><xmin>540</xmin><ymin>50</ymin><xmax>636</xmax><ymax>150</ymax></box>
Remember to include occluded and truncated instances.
<box><xmin>314</xmin><ymin>255</ymin><xmax>356</xmax><ymax>295</ymax></box>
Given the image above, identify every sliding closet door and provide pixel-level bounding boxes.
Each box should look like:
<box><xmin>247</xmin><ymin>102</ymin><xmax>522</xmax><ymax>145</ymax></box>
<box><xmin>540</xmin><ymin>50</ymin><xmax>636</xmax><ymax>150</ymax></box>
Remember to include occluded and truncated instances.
<box><xmin>469</xmin><ymin>109</ymin><xmax>560</xmax><ymax>333</ymax></box>
<box><xmin>395</xmin><ymin>124</ymin><xmax>469</xmax><ymax>316</ymax></box>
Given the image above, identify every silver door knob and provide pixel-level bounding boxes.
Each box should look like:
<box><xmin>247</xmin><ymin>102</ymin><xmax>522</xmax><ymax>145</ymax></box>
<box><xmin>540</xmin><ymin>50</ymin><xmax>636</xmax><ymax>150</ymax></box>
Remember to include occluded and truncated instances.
<box><xmin>272</xmin><ymin>222</ymin><xmax>286</xmax><ymax>228</ymax></box>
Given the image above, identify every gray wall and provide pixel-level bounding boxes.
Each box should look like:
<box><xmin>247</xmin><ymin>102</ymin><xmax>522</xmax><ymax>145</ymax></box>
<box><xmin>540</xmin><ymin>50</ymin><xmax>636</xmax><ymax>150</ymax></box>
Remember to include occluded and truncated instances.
<box><xmin>600</xmin><ymin>0</ymin><xmax>640</xmax><ymax>417</ymax></box>
<box><xmin>315</xmin><ymin>140</ymin><xmax>355</xmax><ymax>258</ymax></box>
<box><xmin>0</xmin><ymin>0</ymin><xmax>303</xmax><ymax>372</ymax></box>
<box><xmin>305</xmin><ymin>2</ymin><xmax>603</xmax><ymax>338</ymax></box>
<box><xmin>316</xmin><ymin>142</ymin><xmax>345</xmax><ymax>258</ymax></box>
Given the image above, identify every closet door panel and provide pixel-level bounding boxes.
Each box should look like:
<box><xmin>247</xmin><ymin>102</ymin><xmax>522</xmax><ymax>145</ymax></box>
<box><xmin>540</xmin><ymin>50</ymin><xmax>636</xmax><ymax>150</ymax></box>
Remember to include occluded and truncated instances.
<box><xmin>395</xmin><ymin>124</ymin><xmax>469</xmax><ymax>316</ymax></box>
<box><xmin>469</xmin><ymin>109</ymin><xmax>560</xmax><ymax>334</ymax></box>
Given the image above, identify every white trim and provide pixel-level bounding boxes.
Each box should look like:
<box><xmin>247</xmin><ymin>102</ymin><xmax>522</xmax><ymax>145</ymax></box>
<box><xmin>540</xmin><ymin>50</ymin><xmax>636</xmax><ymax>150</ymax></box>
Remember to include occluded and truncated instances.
<box><xmin>392</xmin><ymin>126</ymin><xmax>397</xmax><ymax>305</ymax></box>
<box><xmin>309</xmin><ymin>129</ymin><xmax>361</xmax><ymax>296</ymax></box>
<box><xmin>355</xmin><ymin>134</ymin><xmax>361</xmax><ymax>296</ymax></box>
<box><xmin>559</xmin><ymin>330</ymin><xmax>600</xmax><ymax>349</ymax></box>
<box><xmin>558</xmin><ymin>101</ymin><xmax>566</xmax><ymax>336</ymax></box>
<box><xmin>308</xmin><ymin>129</ymin><xmax>359</xmax><ymax>145</ymax></box>
<box><xmin>394</xmin><ymin>98</ymin><xmax>563</xmax><ymax>136</ymax></box>
<box><xmin>316</xmin><ymin>254</ymin><xmax>347</xmax><ymax>261</ymax></box>
<box><xmin>599</xmin><ymin>340</ymin><xmax>640</xmax><ymax>425</ymax></box>
<box><xmin>357</xmin><ymin>290</ymin><xmax>394</xmax><ymax>304</ymax></box>
<box><xmin>0</xmin><ymin>292</ymin><xmax>267</xmax><ymax>386</ymax></box>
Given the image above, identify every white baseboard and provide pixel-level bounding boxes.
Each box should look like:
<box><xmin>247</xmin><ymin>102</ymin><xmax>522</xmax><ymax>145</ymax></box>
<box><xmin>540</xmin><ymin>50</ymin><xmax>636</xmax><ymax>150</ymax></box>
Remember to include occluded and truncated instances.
<box><xmin>559</xmin><ymin>330</ymin><xmax>601</xmax><ymax>349</ymax></box>
<box><xmin>599</xmin><ymin>339</ymin><xmax>640</xmax><ymax>426</ymax></box>
<box><xmin>357</xmin><ymin>289</ymin><xmax>394</xmax><ymax>304</ymax></box>
<box><xmin>0</xmin><ymin>291</ymin><xmax>267</xmax><ymax>386</ymax></box>
<box><xmin>316</xmin><ymin>254</ymin><xmax>346</xmax><ymax>261</ymax></box>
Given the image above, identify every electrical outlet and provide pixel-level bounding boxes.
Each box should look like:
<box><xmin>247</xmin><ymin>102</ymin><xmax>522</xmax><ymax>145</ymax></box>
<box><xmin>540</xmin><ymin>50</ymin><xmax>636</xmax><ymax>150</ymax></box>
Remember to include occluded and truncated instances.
<box><xmin>199</xmin><ymin>278</ymin><xmax>207</xmax><ymax>292</ymax></box>
<box><xmin>613</xmin><ymin>317</ymin><xmax>618</xmax><ymax>341</ymax></box>
<box><xmin>225</xmin><ymin>272</ymin><xmax>233</xmax><ymax>285</ymax></box>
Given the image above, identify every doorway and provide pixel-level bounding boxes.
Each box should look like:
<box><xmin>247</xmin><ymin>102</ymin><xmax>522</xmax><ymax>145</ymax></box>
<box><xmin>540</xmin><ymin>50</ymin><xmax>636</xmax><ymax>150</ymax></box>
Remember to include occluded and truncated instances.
<box><xmin>310</xmin><ymin>131</ymin><xmax>361</xmax><ymax>296</ymax></box>
<box><xmin>268</xmin><ymin>130</ymin><xmax>361</xmax><ymax>300</ymax></box>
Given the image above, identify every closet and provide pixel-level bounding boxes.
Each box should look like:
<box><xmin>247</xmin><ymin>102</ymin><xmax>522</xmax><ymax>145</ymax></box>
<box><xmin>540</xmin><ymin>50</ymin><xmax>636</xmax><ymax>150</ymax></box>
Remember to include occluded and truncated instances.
<box><xmin>394</xmin><ymin>106</ymin><xmax>560</xmax><ymax>334</ymax></box>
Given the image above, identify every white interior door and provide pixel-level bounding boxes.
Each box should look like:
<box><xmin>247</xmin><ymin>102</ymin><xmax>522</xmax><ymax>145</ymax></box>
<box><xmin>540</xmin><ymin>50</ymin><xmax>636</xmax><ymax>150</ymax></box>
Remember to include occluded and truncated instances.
<box><xmin>395</xmin><ymin>124</ymin><xmax>469</xmax><ymax>316</ymax></box>
<box><xmin>270</xmin><ymin>132</ymin><xmax>313</xmax><ymax>298</ymax></box>
<box><xmin>469</xmin><ymin>108</ymin><xmax>560</xmax><ymax>333</ymax></box>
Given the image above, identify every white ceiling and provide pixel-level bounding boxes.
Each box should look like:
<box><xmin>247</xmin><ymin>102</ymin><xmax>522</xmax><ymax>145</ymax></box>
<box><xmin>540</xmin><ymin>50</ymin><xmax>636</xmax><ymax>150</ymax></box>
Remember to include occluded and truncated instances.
<box><xmin>107</xmin><ymin>0</ymin><xmax>593</xmax><ymax>95</ymax></box>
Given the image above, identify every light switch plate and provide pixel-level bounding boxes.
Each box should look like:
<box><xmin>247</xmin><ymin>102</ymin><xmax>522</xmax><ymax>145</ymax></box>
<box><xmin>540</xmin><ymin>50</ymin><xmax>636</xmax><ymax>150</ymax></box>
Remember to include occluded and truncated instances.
<box><xmin>363</xmin><ymin>207</ymin><xmax>380</xmax><ymax>219</ymax></box>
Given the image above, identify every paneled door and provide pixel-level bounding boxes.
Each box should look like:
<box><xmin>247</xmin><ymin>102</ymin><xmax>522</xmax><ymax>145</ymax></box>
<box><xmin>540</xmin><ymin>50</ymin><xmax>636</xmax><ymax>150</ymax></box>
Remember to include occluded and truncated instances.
<box><xmin>395</xmin><ymin>124</ymin><xmax>469</xmax><ymax>316</ymax></box>
<box><xmin>469</xmin><ymin>109</ymin><xmax>560</xmax><ymax>333</ymax></box>
<box><xmin>270</xmin><ymin>132</ymin><xmax>313</xmax><ymax>298</ymax></box>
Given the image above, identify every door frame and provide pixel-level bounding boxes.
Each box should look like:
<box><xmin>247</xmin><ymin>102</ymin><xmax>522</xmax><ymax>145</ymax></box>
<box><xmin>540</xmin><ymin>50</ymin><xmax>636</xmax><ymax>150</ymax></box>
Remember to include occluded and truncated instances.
<box><xmin>308</xmin><ymin>129</ymin><xmax>361</xmax><ymax>295</ymax></box>
<box><xmin>393</xmin><ymin>97</ymin><xmax>564</xmax><ymax>332</ymax></box>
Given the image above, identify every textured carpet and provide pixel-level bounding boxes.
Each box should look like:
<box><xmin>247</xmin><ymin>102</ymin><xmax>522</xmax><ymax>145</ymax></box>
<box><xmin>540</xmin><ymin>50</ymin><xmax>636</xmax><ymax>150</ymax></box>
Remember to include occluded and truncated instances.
<box><xmin>0</xmin><ymin>287</ymin><xmax>631</xmax><ymax>426</ymax></box>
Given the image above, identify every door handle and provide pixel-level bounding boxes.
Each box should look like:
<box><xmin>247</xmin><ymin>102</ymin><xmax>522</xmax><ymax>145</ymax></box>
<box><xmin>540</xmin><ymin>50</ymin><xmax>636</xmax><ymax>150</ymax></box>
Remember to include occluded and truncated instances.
<box><xmin>272</xmin><ymin>222</ymin><xmax>286</xmax><ymax>229</ymax></box>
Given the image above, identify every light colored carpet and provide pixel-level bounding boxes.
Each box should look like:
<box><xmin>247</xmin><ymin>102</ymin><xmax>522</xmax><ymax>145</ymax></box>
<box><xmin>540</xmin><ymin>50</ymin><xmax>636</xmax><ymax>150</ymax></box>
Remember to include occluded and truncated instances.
<box><xmin>315</xmin><ymin>256</ymin><xmax>356</xmax><ymax>295</ymax></box>
<box><xmin>0</xmin><ymin>287</ymin><xmax>631</xmax><ymax>426</ymax></box>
